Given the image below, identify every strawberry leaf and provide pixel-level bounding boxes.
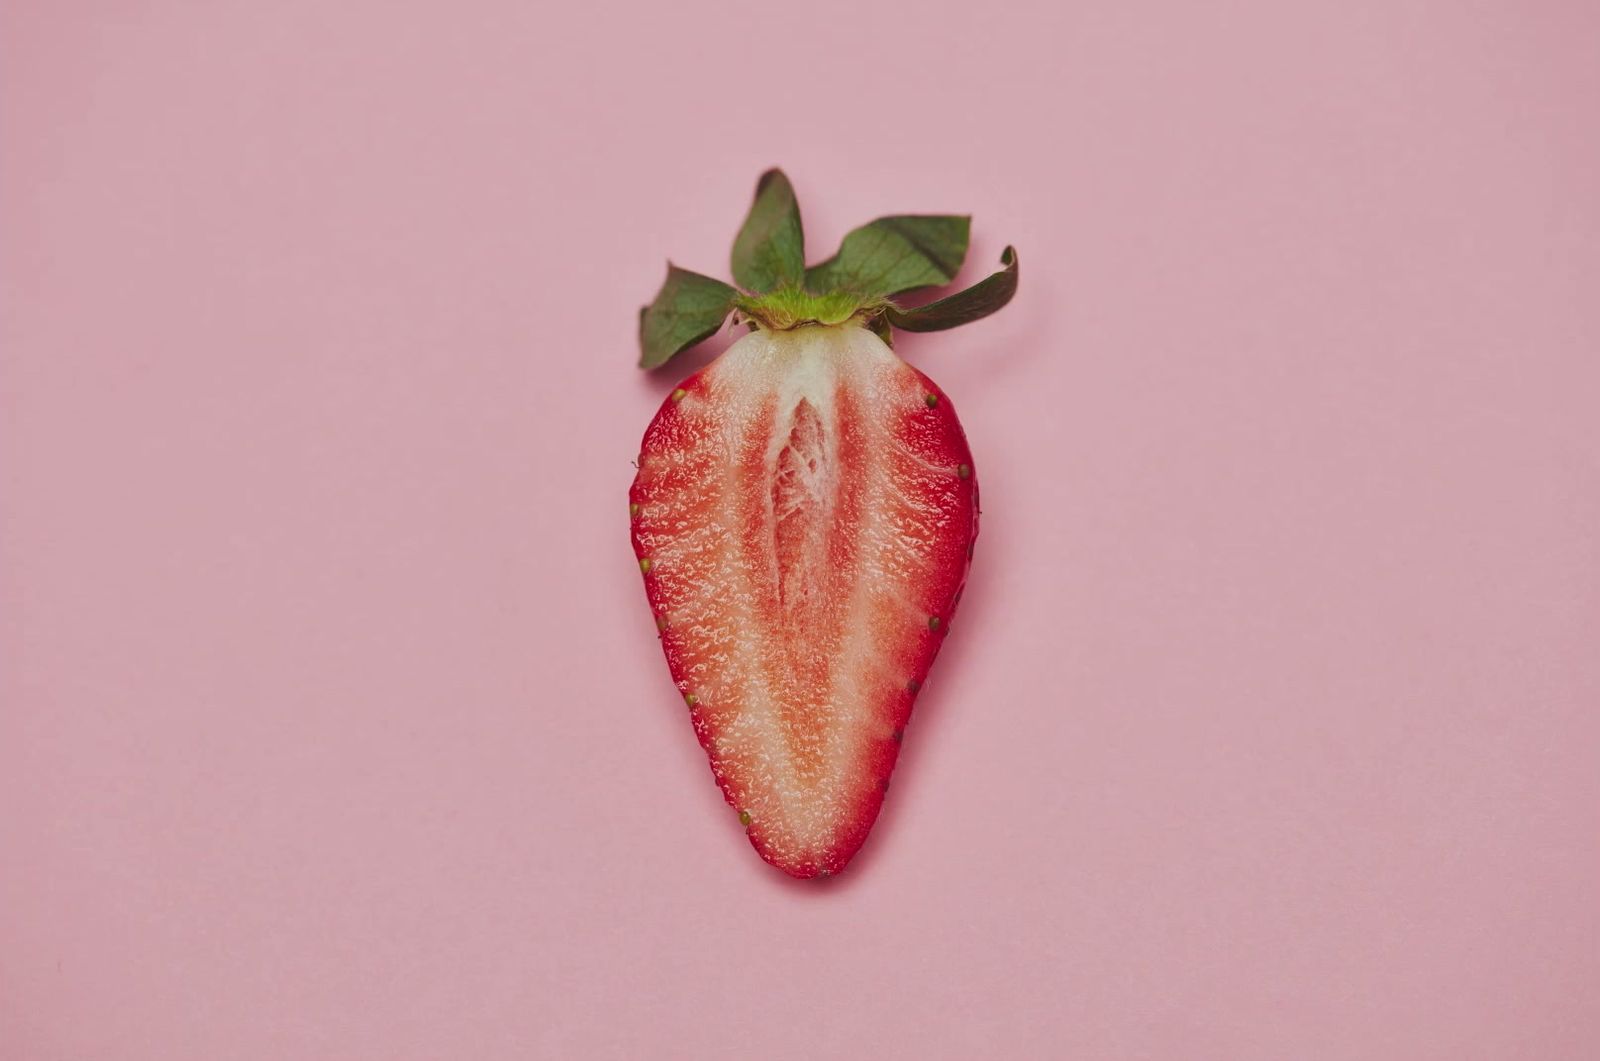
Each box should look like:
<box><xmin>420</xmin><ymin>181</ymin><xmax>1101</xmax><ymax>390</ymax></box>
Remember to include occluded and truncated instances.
<box><xmin>885</xmin><ymin>247</ymin><xmax>1018</xmax><ymax>333</ymax></box>
<box><xmin>731</xmin><ymin>169</ymin><xmax>805</xmax><ymax>294</ymax></box>
<box><xmin>638</xmin><ymin>264</ymin><xmax>738</xmax><ymax>369</ymax></box>
<box><xmin>805</xmin><ymin>215</ymin><xmax>970</xmax><ymax>299</ymax></box>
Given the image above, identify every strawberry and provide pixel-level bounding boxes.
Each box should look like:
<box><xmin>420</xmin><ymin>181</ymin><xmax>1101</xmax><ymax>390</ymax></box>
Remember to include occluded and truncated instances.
<box><xmin>630</xmin><ymin>170</ymin><xmax>1017</xmax><ymax>878</ymax></box>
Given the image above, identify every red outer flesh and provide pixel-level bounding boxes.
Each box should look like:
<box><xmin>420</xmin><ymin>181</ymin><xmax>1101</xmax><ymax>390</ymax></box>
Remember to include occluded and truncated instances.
<box><xmin>629</xmin><ymin>325</ymin><xmax>978</xmax><ymax>878</ymax></box>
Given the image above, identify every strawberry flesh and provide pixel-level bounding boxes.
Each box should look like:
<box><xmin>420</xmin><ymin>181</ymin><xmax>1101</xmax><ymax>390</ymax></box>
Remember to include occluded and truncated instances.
<box><xmin>630</xmin><ymin>324</ymin><xmax>978</xmax><ymax>878</ymax></box>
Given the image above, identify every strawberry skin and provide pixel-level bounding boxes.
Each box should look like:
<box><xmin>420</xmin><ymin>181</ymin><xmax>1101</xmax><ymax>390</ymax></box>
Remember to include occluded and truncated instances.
<box><xmin>630</xmin><ymin>324</ymin><xmax>978</xmax><ymax>878</ymax></box>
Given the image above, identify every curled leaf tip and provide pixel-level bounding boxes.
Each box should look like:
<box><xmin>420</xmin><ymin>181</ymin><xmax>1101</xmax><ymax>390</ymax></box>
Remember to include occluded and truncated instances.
<box><xmin>882</xmin><ymin>245</ymin><xmax>1019</xmax><ymax>334</ymax></box>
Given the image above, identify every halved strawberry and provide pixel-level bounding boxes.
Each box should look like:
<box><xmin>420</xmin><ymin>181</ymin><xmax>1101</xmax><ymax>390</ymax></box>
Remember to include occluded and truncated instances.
<box><xmin>631</xmin><ymin>170</ymin><xmax>1017</xmax><ymax>878</ymax></box>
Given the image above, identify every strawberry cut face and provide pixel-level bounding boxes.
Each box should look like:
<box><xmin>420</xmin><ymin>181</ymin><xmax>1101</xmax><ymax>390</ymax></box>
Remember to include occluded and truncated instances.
<box><xmin>630</xmin><ymin>324</ymin><xmax>978</xmax><ymax>878</ymax></box>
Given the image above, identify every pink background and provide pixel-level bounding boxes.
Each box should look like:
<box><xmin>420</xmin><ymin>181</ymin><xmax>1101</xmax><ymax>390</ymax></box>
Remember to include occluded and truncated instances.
<box><xmin>3</xmin><ymin>1</ymin><xmax>1598</xmax><ymax>1058</ymax></box>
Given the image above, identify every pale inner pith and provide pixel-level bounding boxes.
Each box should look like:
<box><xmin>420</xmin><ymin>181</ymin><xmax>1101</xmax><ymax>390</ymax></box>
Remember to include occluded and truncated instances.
<box><xmin>766</xmin><ymin>393</ymin><xmax>846</xmax><ymax>783</ymax></box>
<box><xmin>771</xmin><ymin>398</ymin><xmax>830</xmax><ymax>616</ymax></box>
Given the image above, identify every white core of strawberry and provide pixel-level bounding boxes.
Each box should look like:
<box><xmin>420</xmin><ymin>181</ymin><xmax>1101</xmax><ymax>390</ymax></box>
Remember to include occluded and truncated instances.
<box><xmin>720</xmin><ymin>329</ymin><xmax>876</xmax><ymax>847</ymax></box>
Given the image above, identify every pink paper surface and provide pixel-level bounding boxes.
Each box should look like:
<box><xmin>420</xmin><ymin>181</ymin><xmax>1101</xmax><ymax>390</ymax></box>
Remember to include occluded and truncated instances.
<box><xmin>3</xmin><ymin>2</ymin><xmax>1597</xmax><ymax>1058</ymax></box>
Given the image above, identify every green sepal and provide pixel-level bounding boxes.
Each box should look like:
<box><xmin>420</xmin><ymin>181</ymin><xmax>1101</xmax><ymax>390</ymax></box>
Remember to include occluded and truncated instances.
<box><xmin>731</xmin><ymin>169</ymin><xmax>805</xmax><ymax>294</ymax></box>
<box><xmin>638</xmin><ymin>264</ymin><xmax>738</xmax><ymax>369</ymax></box>
<box><xmin>805</xmin><ymin>215</ymin><xmax>970</xmax><ymax>299</ymax></box>
<box><xmin>637</xmin><ymin>171</ymin><xmax>1017</xmax><ymax>370</ymax></box>
<box><xmin>885</xmin><ymin>247</ymin><xmax>1018</xmax><ymax>333</ymax></box>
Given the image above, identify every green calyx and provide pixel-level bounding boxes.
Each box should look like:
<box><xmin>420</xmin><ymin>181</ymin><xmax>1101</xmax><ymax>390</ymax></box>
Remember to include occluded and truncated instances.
<box><xmin>638</xmin><ymin>168</ymin><xmax>1019</xmax><ymax>369</ymax></box>
<box><xmin>732</xmin><ymin>286</ymin><xmax>888</xmax><ymax>331</ymax></box>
